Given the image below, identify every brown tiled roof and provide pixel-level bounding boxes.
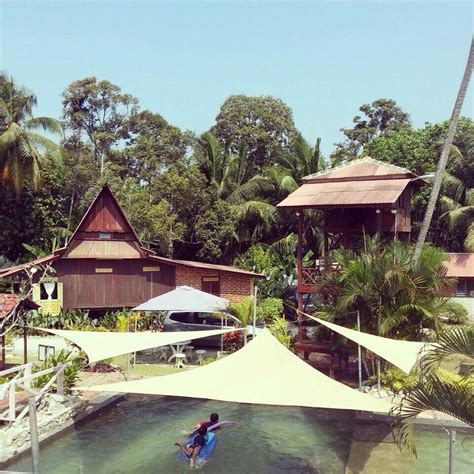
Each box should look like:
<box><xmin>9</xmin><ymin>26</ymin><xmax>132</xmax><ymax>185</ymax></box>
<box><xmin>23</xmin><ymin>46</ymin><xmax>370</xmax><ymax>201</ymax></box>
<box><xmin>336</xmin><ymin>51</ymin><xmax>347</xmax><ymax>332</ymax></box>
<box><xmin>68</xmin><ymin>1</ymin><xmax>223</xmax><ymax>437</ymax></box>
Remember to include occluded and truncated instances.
<box><xmin>444</xmin><ymin>253</ymin><xmax>474</xmax><ymax>278</ymax></box>
<box><xmin>277</xmin><ymin>178</ymin><xmax>410</xmax><ymax>208</ymax></box>
<box><xmin>148</xmin><ymin>255</ymin><xmax>265</xmax><ymax>278</ymax></box>
<box><xmin>303</xmin><ymin>157</ymin><xmax>417</xmax><ymax>183</ymax></box>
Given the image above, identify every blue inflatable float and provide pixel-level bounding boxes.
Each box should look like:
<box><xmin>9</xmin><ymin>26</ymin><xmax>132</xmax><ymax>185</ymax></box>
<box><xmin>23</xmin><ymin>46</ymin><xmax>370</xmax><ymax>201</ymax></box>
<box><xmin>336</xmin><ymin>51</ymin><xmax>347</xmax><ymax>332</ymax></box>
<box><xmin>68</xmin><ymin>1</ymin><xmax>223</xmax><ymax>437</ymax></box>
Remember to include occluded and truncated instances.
<box><xmin>177</xmin><ymin>431</ymin><xmax>217</xmax><ymax>463</ymax></box>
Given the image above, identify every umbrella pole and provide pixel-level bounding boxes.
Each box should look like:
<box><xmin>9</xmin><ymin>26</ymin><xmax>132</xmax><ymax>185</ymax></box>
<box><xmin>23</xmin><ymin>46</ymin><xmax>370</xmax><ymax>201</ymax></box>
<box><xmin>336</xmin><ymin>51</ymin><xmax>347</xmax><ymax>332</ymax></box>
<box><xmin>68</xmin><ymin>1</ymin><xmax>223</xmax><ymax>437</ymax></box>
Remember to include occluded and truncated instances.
<box><xmin>126</xmin><ymin>314</ymin><xmax>130</xmax><ymax>379</ymax></box>
<box><xmin>221</xmin><ymin>315</ymin><xmax>224</xmax><ymax>353</ymax></box>
<box><xmin>357</xmin><ymin>310</ymin><xmax>362</xmax><ymax>391</ymax></box>
<box><xmin>253</xmin><ymin>286</ymin><xmax>257</xmax><ymax>337</ymax></box>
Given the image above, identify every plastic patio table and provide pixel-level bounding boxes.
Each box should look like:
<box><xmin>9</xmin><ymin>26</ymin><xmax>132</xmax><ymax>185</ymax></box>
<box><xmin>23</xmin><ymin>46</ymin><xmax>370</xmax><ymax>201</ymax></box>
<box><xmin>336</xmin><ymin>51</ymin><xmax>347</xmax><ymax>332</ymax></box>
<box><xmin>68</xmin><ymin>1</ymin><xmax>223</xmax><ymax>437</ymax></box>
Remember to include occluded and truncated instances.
<box><xmin>167</xmin><ymin>340</ymin><xmax>192</xmax><ymax>363</ymax></box>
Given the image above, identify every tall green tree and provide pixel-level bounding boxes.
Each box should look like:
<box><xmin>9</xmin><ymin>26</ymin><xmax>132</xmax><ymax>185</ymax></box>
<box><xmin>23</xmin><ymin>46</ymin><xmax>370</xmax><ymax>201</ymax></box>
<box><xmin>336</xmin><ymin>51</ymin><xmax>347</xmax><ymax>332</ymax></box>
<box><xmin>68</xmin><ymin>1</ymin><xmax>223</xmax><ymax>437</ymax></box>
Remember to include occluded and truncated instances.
<box><xmin>331</xmin><ymin>98</ymin><xmax>411</xmax><ymax>164</ymax></box>
<box><xmin>211</xmin><ymin>95</ymin><xmax>298</xmax><ymax>166</ymax></box>
<box><xmin>413</xmin><ymin>36</ymin><xmax>474</xmax><ymax>262</ymax></box>
<box><xmin>124</xmin><ymin>110</ymin><xmax>192</xmax><ymax>184</ymax></box>
<box><xmin>0</xmin><ymin>74</ymin><xmax>63</xmax><ymax>193</ymax></box>
<box><xmin>62</xmin><ymin>77</ymin><xmax>138</xmax><ymax>176</ymax></box>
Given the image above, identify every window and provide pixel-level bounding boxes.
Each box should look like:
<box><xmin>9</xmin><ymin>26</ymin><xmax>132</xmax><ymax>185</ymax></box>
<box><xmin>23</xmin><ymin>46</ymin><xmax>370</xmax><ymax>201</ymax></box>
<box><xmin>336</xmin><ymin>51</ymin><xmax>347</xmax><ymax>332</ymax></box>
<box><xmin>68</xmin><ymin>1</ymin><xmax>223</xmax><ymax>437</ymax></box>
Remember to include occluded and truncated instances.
<box><xmin>456</xmin><ymin>280</ymin><xmax>474</xmax><ymax>297</ymax></box>
<box><xmin>99</xmin><ymin>232</ymin><xmax>111</xmax><ymax>239</ymax></box>
<box><xmin>202</xmin><ymin>276</ymin><xmax>220</xmax><ymax>296</ymax></box>
<box><xmin>169</xmin><ymin>312</ymin><xmax>192</xmax><ymax>323</ymax></box>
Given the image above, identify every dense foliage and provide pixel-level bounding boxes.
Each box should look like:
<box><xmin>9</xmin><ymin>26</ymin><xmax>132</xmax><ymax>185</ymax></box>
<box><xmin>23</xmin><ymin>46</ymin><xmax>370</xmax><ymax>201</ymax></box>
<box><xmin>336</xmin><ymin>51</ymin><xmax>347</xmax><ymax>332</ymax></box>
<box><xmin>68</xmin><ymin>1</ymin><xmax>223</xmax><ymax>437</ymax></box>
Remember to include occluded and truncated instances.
<box><xmin>314</xmin><ymin>238</ymin><xmax>468</xmax><ymax>339</ymax></box>
<box><xmin>1</xmin><ymin>74</ymin><xmax>473</xmax><ymax>280</ymax></box>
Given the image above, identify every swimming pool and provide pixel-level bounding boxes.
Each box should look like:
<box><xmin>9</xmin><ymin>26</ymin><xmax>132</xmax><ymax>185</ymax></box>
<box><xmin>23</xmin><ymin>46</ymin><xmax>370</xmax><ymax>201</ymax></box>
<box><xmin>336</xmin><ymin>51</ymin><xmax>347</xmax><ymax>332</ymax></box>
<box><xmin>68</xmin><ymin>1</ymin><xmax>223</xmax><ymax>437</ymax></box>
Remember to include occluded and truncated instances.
<box><xmin>7</xmin><ymin>395</ymin><xmax>473</xmax><ymax>473</ymax></box>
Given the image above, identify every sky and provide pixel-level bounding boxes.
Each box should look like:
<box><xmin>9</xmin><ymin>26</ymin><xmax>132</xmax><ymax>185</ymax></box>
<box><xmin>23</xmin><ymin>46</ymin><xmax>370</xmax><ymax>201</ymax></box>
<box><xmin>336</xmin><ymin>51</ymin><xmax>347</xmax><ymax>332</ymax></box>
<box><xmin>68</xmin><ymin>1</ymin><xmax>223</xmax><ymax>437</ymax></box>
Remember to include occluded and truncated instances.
<box><xmin>0</xmin><ymin>1</ymin><xmax>472</xmax><ymax>157</ymax></box>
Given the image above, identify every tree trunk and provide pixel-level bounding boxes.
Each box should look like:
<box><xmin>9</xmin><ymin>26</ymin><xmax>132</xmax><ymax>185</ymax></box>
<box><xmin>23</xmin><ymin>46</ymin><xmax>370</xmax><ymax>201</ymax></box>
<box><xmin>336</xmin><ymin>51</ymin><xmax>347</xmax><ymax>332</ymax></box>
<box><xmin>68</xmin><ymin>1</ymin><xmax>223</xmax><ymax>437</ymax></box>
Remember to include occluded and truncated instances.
<box><xmin>412</xmin><ymin>36</ymin><xmax>474</xmax><ymax>262</ymax></box>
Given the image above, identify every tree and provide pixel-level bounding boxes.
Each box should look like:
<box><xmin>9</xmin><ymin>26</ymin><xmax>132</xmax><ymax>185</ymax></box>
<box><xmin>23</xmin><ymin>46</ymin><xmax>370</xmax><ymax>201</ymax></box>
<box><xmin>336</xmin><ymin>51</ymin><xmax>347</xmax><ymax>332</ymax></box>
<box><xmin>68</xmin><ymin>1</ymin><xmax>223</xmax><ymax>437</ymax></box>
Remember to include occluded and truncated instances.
<box><xmin>0</xmin><ymin>160</ymin><xmax>70</xmax><ymax>261</ymax></box>
<box><xmin>267</xmin><ymin>133</ymin><xmax>325</xmax><ymax>195</ymax></box>
<box><xmin>0</xmin><ymin>74</ymin><xmax>63</xmax><ymax>193</ymax></box>
<box><xmin>331</xmin><ymin>98</ymin><xmax>411</xmax><ymax>164</ymax></box>
<box><xmin>124</xmin><ymin>110</ymin><xmax>192</xmax><ymax>184</ymax></box>
<box><xmin>62</xmin><ymin>77</ymin><xmax>139</xmax><ymax>176</ymax></box>
<box><xmin>211</xmin><ymin>95</ymin><xmax>298</xmax><ymax>166</ymax></box>
<box><xmin>413</xmin><ymin>36</ymin><xmax>474</xmax><ymax>262</ymax></box>
<box><xmin>392</xmin><ymin>326</ymin><xmax>474</xmax><ymax>456</ymax></box>
<box><xmin>364</xmin><ymin>117</ymin><xmax>474</xmax><ymax>251</ymax></box>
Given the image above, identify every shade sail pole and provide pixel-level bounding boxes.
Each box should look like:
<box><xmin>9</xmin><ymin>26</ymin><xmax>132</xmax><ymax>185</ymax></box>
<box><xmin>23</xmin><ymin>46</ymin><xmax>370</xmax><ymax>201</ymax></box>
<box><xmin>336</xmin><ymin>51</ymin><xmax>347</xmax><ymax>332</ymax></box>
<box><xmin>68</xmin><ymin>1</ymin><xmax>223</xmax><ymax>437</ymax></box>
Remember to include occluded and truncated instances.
<box><xmin>357</xmin><ymin>310</ymin><xmax>362</xmax><ymax>391</ymax></box>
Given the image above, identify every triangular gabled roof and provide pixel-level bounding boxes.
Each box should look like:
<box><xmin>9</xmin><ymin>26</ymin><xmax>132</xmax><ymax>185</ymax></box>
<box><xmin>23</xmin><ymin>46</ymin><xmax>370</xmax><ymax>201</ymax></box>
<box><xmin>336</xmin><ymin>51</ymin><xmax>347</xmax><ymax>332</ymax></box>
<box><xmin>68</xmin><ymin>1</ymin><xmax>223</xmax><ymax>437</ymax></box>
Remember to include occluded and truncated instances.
<box><xmin>67</xmin><ymin>185</ymin><xmax>142</xmax><ymax>244</ymax></box>
<box><xmin>303</xmin><ymin>157</ymin><xmax>418</xmax><ymax>183</ymax></box>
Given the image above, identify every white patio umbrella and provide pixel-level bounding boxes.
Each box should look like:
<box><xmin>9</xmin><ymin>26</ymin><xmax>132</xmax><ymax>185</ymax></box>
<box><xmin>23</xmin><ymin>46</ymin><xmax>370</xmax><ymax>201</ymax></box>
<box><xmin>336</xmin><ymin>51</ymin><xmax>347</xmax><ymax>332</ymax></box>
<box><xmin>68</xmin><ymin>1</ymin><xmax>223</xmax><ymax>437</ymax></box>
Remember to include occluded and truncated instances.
<box><xmin>134</xmin><ymin>286</ymin><xmax>231</xmax><ymax>352</ymax></box>
<box><xmin>133</xmin><ymin>286</ymin><xmax>229</xmax><ymax>312</ymax></box>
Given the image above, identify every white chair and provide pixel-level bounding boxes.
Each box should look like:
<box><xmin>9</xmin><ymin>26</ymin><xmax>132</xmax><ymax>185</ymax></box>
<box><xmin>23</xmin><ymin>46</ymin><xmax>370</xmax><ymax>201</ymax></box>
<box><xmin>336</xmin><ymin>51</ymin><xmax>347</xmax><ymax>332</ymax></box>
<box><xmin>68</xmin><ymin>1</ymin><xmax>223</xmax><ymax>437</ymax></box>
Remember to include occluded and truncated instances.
<box><xmin>174</xmin><ymin>353</ymin><xmax>186</xmax><ymax>369</ymax></box>
<box><xmin>195</xmin><ymin>349</ymin><xmax>207</xmax><ymax>365</ymax></box>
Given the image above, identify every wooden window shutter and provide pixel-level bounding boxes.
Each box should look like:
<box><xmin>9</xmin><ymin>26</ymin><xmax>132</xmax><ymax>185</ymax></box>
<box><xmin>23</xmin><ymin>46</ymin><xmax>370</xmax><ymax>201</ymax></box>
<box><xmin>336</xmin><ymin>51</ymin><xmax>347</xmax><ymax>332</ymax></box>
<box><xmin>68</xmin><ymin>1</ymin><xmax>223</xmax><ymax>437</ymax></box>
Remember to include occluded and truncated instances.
<box><xmin>201</xmin><ymin>276</ymin><xmax>220</xmax><ymax>296</ymax></box>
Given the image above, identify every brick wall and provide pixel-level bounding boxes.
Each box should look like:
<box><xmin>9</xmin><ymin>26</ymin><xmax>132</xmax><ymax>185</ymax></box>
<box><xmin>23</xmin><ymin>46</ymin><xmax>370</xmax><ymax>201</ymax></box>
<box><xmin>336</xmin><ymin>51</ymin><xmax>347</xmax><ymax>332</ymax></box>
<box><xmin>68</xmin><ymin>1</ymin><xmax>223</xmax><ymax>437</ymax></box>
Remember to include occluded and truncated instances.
<box><xmin>175</xmin><ymin>266</ymin><xmax>253</xmax><ymax>303</ymax></box>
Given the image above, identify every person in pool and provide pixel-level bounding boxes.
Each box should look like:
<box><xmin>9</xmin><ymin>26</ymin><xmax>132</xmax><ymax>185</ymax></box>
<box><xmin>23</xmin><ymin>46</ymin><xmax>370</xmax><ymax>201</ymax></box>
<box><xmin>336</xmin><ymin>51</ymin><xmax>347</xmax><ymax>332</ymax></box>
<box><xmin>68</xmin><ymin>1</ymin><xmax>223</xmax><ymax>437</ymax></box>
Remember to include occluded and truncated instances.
<box><xmin>192</xmin><ymin>412</ymin><xmax>219</xmax><ymax>432</ymax></box>
<box><xmin>175</xmin><ymin>425</ymin><xmax>208</xmax><ymax>468</ymax></box>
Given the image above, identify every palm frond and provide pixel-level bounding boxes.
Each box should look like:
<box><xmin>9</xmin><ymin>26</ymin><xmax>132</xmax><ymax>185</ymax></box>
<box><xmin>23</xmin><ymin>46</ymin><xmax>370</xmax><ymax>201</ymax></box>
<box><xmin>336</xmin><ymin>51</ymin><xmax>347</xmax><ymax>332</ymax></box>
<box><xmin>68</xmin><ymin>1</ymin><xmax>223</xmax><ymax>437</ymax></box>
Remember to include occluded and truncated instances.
<box><xmin>421</xmin><ymin>326</ymin><xmax>474</xmax><ymax>374</ymax></box>
<box><xmin>24</xmin><ymin>116</ymin><xmax>64</xmax><ymax>137</ymax></box>
<box><xmin>0</xmin><ymin>122</ymin><xmax>22</xmax><ymax>152</ymax></box>
<box><xmin>391</xmin><ymin>375</ymin><xmax>474</xmax><ymax>456</ymax></box>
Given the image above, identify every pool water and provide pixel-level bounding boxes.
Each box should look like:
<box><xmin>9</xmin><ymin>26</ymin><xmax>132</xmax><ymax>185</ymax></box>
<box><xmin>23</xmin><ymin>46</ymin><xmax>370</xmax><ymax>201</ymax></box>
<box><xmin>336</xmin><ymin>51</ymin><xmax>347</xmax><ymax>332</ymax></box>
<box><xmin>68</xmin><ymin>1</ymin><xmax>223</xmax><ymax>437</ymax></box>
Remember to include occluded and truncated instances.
<box><xmin>8</xmin><ymin>396</ymin><xmax>473</xmax><ymax>473</ymax></box>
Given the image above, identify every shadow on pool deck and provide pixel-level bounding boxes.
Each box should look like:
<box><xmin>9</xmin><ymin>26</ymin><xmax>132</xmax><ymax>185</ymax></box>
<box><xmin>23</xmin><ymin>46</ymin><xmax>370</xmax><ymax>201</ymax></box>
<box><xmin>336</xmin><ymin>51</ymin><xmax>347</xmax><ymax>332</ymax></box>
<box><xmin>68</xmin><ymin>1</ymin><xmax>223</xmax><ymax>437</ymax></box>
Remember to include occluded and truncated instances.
<box><xmin>345</xmin><ymin>422</ymin><xmax>414</xmax><ymax>474</ymax></box>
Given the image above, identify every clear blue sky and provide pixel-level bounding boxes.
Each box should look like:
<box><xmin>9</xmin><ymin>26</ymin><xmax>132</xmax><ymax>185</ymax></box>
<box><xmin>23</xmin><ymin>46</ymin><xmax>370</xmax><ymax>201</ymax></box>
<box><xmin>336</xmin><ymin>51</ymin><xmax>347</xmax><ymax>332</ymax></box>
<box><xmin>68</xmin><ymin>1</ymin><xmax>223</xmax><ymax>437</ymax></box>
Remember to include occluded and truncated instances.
<box><xmin>1</xmin><ymin>1</ymin><xmax>472</xmax><ymax>157</ymax></box>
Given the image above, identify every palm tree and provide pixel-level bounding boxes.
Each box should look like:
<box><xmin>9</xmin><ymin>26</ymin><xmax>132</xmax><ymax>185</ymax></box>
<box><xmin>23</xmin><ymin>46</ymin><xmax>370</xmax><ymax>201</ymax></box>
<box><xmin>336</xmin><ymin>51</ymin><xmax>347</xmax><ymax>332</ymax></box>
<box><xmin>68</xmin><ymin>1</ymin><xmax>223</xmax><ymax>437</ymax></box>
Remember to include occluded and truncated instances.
<box><xmin>197</xmin><ymin>132</ymin><xmax>278</xmax><ymax>248</ymax></box>
<box><xmin>228</xmin><ymin>296</ymin><xmax>255</xmax><ymax>344</ymax></box>
<box><xmin>315</xmin><ymin>238</ymin><xmax>467</xmax><ymax>339</ymax></box>
<box><xmin>413</xmin><ymin>36</ymin><xmax>474</xmax><ymax>262</ymax></box>
<box><xmin>391</xmin><ymin>326</ymin><xmax>474</xmax><ymax>456</ymax></box>
<box><xmin>0</xmin><ymin>74</ymin><xmax>63</xmax><ymax>193</ymax></box>
<box><xmin>266</xmin><ymin>133</ymin><xmax>325</xmax><ymax>196</ymax></box>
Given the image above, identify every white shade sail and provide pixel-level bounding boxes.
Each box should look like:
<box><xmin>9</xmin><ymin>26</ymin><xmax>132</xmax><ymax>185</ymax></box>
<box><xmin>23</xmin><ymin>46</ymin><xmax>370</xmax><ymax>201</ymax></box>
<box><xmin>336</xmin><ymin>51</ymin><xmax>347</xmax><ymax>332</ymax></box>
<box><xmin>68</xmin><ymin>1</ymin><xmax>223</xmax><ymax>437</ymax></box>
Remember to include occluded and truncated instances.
<box><xmin>133</xmin><ymin>286</ymin><xmax>229</xmax><ymax>312</ymax></box>
<box><xmin>79</xmin><ymin>329</ymin><xmax>391</xmax><ymax>414</ymax></box>
<box><xmin>307</xmin><ymin>315</ymin><xmax>433</xmax><ymax>374</ymax></box>
<box><xmin>36</xmin><ymin>328</ymin><xmax>235</xmax><ymax>363</ymax></box>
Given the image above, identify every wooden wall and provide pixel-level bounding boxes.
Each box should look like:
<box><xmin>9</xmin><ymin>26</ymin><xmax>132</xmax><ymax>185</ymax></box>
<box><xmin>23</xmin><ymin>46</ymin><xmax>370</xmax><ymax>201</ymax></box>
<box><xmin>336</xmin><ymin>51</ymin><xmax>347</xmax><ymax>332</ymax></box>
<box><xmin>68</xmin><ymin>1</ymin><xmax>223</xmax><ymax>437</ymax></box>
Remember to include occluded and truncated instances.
<box><xmin>53</xmin><ymin>259</ymin><xmax>175</xmax><ymax>310</ymax></box>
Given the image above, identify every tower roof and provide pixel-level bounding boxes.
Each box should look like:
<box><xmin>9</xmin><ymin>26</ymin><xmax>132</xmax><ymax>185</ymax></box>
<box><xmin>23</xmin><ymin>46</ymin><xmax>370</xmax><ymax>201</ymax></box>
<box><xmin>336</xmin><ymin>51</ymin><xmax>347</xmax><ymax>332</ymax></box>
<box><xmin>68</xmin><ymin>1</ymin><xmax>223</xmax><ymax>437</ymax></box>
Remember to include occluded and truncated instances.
<box><xmin>302</xmin><ymin>157</ymin><xmax>418</xmax><ymax>183</ymax></box>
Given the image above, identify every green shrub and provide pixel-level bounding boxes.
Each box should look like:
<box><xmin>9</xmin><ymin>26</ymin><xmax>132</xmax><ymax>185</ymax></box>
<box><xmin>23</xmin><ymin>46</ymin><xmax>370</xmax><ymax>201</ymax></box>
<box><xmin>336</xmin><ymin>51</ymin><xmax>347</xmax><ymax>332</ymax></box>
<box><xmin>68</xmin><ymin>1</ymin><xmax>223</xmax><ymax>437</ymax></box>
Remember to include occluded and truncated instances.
<box><xmin>371</xmin><ymin>368</ymin><xmax>419</xmax><ymax>393</ymax></box>
<box><xmin>256</xmin><ymin>298</ymin><xmax>283</xmax><ymax>323</ymax></box>
<box><xmin>268</xmin><ymin>315</ymin><xmax>293</xmax><ymax>350</ymax></box>
<box><xmin>200</xmin><ymin>357</ymin><xmax>217</xmax><ymax>366</ymax></box>
<box><xmin>33</xmin><ymin>349</ymin><xmax>85</xmax><ymax>394</ymax></box>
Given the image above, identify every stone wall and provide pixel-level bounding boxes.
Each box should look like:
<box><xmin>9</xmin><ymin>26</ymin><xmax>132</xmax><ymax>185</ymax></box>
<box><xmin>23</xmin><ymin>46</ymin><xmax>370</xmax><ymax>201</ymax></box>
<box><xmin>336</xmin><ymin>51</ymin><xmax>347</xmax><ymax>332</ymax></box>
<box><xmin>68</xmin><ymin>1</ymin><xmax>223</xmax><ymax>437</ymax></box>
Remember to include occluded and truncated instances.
<box><xmin>175</xmin><ymin>267</ymin><xmax>254</xmax><ymax>303</ymax></box>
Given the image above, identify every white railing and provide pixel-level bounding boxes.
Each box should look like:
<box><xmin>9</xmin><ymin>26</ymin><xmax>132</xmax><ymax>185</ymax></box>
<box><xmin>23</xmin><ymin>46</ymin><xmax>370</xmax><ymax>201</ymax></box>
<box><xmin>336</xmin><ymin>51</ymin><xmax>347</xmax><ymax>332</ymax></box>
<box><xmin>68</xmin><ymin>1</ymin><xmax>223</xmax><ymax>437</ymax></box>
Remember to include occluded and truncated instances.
<box><xmin>0</xmin><ymin>362</ymin><xmax>67</xmax><ymax>424</ymax></box>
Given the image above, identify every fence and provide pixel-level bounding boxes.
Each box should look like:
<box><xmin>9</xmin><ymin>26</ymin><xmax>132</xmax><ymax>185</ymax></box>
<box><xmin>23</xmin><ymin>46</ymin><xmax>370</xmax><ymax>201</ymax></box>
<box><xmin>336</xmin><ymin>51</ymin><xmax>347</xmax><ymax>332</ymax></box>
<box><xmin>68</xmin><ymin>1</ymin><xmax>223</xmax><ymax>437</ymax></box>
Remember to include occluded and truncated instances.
<box><xmin>0</xmin><ymin>362</ymin><xmax>67</xmax><ymax>424</ymax></box>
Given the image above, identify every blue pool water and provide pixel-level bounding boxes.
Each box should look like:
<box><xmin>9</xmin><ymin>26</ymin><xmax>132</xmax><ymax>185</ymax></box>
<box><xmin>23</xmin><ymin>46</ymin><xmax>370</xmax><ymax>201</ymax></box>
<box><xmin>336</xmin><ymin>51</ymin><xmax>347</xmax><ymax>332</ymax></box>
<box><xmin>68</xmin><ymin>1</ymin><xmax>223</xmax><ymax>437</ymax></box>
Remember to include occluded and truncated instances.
<box><xmin>7</xmin><ymin>395</ymin><xmax>473</xmax><ymax>473</ymax></box>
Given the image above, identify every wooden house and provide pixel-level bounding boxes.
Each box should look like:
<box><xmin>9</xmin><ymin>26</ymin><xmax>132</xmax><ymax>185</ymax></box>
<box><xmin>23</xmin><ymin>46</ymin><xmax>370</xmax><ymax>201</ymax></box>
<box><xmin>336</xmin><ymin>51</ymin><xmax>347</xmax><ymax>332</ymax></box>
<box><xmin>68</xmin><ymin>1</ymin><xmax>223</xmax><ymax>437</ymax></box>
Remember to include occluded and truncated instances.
<box><xmin>277</xmin><ymin>157</ymin><xmax>427</xmax><ymax>316</ymax></box>
<box><xmin>0</xmin><ymin>186</ymin><xmax>262</xmax><ymax>315</ymax></box>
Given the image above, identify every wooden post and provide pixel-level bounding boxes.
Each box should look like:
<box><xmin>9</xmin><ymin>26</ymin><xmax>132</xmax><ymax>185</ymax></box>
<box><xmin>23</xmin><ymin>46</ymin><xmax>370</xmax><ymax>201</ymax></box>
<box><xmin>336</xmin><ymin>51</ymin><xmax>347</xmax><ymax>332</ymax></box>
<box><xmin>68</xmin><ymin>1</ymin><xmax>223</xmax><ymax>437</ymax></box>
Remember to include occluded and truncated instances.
<box><xmin>23</xmin><ymin>312</ymin><xmax>28</xmax><ymax>365</ymax></box>
<box><xmin>28</xmin><ymin>396</ymin><xmax>40</xmax><ymax>473</ymax></box>
<box><xmin>323</xmin><ymin>232</ymin><xmax>329</xmax><ymax>256</ymax></box>
<box><xmin>9</xmin><ymin>382</ymin><xmax>16</xmax><ymax>421</ymax></box>
<box><xmin>0</xmin><ymin>332</ymin><xmax>5</xmax><ymax>370</ymax></box>
<box><xmin>296</xmin><ymin>211</ymin><xmax>304</xmax><ymax>336</ymax></box>
<box><xmin>24</xmin><ymin>363</ymin><xmax>32</xmax><ymax>389</ymax></box>
<box><xmin>56</xmin><ymin>369</ymin><xmax>64</xmax><ymax>395</ymax></box>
